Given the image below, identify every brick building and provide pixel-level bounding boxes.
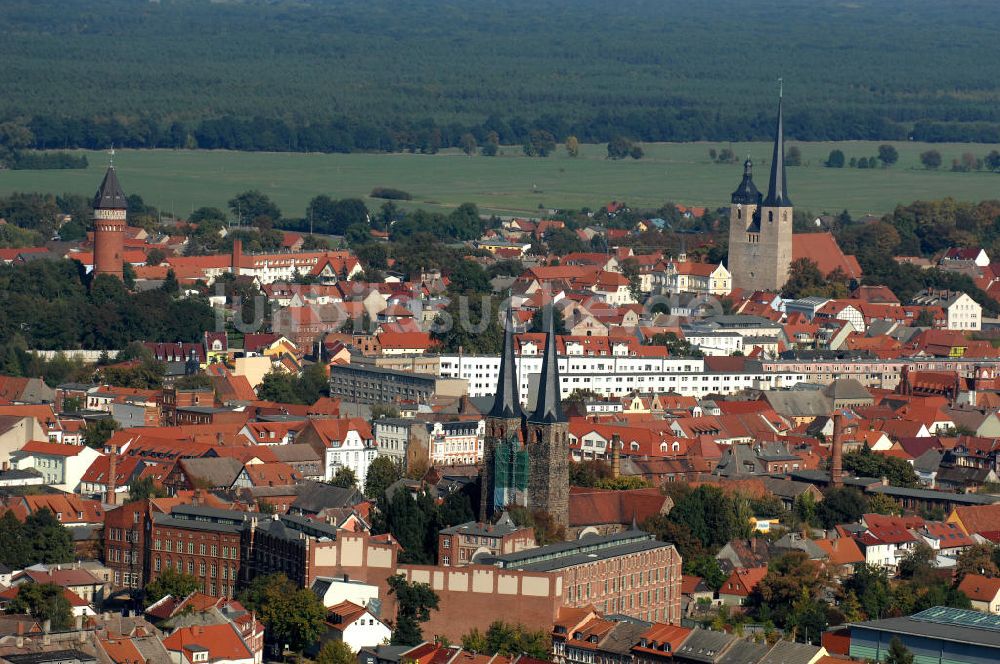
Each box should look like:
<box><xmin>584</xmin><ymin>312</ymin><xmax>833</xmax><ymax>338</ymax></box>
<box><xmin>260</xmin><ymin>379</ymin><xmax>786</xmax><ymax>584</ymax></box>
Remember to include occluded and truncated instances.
<box><xmin>492</xmin><ymin>529</ymin><xmax>683</xmax><ymax>625</ymax></box>
<box><xmin>147</xmin><ymin>506</ymin><xmax>247</xmax><ymax>598</ymax></box>
<box><xmin>103</xmin><ymin>500</ymin><xmax>151</xmax><ymax>590</ymax></box>
<box><xmin>437</xmin><ymin>512</ymin><xmax>536</xmax><ymax>566</ymax></box>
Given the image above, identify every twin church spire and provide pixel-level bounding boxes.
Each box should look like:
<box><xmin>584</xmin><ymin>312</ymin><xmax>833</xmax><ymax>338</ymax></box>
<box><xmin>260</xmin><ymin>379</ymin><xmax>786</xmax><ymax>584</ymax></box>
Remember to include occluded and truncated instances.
<box><xmin>489</xmin><ymin>304</ymin><xmax>566</xmax><ymax>424</ymax></box>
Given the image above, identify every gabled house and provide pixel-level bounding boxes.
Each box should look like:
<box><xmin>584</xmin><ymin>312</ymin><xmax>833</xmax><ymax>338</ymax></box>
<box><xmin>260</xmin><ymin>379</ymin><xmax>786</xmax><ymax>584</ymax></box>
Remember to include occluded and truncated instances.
<box><xmin>298</xmin><ymin>418</ymin><xmax>378</xmax><ymax>486</ymax></box>
<box><xmin>718</xmin><ymin>567</ymin><xmax>767</xmax><ymax>606</ymax></box>
<box><xmin>325</xmin><ymin>600</ymin><xmax>392</xmax><ymax>653</ymax></box>
<box><xmin>958</xmin><ymin>574</ymin><xmax>1000</xmax><ymax>614</ymax></box>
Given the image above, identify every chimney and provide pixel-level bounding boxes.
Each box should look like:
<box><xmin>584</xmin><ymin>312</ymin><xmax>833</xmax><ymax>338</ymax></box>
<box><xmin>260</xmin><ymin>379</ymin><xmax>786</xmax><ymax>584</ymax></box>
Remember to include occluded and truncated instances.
<box><xmin>610</xmin><ymin>434</ymin><xmax>621</xmax><ymax>479</ymax></box>
<box><xmin>106</xmin><ymin>445</ymin><xmax>118</xmax><ymax>505</ymax></box>
<box><xmin>831</xmin><ymin>412</ymin><xmax>844</xmax><ymax>488</ymax></box>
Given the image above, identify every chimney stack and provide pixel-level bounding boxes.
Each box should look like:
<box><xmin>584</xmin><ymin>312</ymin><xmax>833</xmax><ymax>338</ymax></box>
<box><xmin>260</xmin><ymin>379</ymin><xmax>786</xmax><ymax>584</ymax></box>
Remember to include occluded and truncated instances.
<box><xmin>831</xmin><ymin>411</ymin><xmax>844</xmax><ymax>488</ymax></box>
<box><xmin>232</xmin><ymin>238</ymin><xmax>242</xmax><ymax>273</ymax></box>
<box><xmin>106</xmin><ymin>444</ymin><xmax>118</xmax><ymax>505</ymax></box>
<box><xmin>610</xmin><ymin>434</ymin><xmax>621</xmax><ymax>479</ymax></box>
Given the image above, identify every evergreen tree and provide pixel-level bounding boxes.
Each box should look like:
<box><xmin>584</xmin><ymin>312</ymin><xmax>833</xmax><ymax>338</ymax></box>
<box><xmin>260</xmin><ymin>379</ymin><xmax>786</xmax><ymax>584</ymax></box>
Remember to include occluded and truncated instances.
<box><xmin>5</xmin><ymin>583</ymin><xmax>73</xmax><ymax>629</ymax></box>
<box><xmin>387</xmin><ymin>574</ymin><xmax>439</xmax><ymax>646</ymax></box>
<box><xmin>24</xmin><ymin>508</ymin><xmax>74</xmax><ymax>565</ymax></box>
<box><xmin>364</xmin><ymin>456</ymin><xmax>402</xmax><ymax>501</ymax></box>
<box><xmin>885</xmin><ymin>637</ymin><xmax>914</xmax><ymax>664</ymax></box>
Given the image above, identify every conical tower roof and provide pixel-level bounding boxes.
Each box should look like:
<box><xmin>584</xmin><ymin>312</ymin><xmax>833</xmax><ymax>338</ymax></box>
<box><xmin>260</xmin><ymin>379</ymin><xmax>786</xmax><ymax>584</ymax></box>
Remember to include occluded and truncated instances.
<box><xmin>731</xmin><ymin>157</ymin><xmax>761</xmax><ymax>205</ymax></box>
<box><xmin>762</xmin><ymin>95</ymin><xmax>792</xmax><ymax>208</ymax></box>
<box><xmin>489</xmin><ymin>304</ymin><xmax>524</xmax><ymax>420</ymax></box>
<box><xmin>93</xmin><ymin>166</ymin><xmax>127</xmax><ymax>210</ymax></box>
<box><xmin>528</xmin><ymin>307</ymin><xmax>566</xmax><ymax>424</ymax></box>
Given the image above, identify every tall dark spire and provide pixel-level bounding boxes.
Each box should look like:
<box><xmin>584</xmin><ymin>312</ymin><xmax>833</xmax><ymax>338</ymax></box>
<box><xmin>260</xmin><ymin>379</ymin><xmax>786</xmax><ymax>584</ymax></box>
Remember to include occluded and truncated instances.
<box><xmin>529</xmin><ymin>307</ymin><xmax>565</xmax><ymax>424</ymax></box>
<box><xmin>731</xmin><ymin>156</ymin><xmax>761</xmax><ymax>205</ymax></box>
<box><xmin>489</xmin><ymin>304</ymin><xmax>524</xmax><ymax>419</ymax></box>
<box><xmin>763</xmin><ymin>91</ymin><xmax>792</xmax><ymax>208</ymax></box>
<box><xmin>93</xmin><ymin>165</ymin><xmax>127</xmax><ymax>210</ymax></box>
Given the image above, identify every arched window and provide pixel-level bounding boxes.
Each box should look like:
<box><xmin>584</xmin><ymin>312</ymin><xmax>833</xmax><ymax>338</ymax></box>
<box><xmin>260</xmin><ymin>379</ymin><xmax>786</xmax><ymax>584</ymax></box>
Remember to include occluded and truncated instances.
<box><xmin>672</xmin><ymin>442</ymin><xmax>680</xmax><ymax>452</ymax></box>
<box><xmin>630</xmin><ymin>442</ymin><xmax>640</xmax><ymax>451</ymax></box>
<box><xmin>659</xmin><ymin>443</ymin><xmax>668</xmax><ymax>453</ymax></box>
<box><xmin>768</xmin><ymin>210</ymin><xmax>774</xmax><ymax>222</ymax></box>
<box><xmin>737</xmin><ymin>208</ymin><xmax>742</xmax><ymax>219</ymax></box>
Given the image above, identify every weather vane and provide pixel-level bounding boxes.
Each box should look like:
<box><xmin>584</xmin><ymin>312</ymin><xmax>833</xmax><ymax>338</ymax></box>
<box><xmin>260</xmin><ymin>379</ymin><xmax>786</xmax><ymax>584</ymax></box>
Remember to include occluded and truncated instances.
<box><xmin>778</xmin><ymin>77</ymin><xmax>783</xmax><ymax>98</ymax></box>
<box><xmin>108</xmin><ymin>145</ymin><xmax>116</xmax><ymax>167</ymax></box>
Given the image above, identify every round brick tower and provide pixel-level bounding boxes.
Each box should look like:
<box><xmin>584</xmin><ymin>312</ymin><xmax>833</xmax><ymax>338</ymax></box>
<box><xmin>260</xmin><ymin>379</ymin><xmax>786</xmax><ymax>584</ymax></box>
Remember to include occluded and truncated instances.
<box><xmin>93</xmin><ymin>164</ymin><xmax>128</xmax><ymax>280</ymax></box>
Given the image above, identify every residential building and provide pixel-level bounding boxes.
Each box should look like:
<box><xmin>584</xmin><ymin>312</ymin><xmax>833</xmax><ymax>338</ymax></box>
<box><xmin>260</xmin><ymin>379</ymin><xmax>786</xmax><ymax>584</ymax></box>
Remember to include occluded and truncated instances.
<box><xmin>437</xmin><ymin>512</ymin><xmax>536</xmax><ymax>566</ymax></box>
<box><xmin>325</xmin><ymin>600</ymin><xmax>392</xmax><ymax>653</ymax></box>
<box><xmin>298</xmin><ymin>418</ymin><xmax>378</xmax><ymax>486</ymax></box>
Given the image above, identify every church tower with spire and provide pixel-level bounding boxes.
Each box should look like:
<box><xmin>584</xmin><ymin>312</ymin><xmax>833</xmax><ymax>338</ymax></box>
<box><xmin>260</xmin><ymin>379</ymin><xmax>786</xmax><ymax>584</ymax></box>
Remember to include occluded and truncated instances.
<box><xmin>480</xmin><ymin>305</ymin><xmax>569</xmax><ymax>531</ymax></box>
<box><xmin>726</xmin><ymin>91</ymin><xmax>794</xmax><ymax>292</ymax></box>
<box><xmin>480</xmin><ymin>304</ymin><xmax>527</xmax><ymax>523</ymax></box>
<box><xmin>525</xmin><ymin>310</ymin><xmax>569</xmax><ymax>530</ymax></box>
<box><xmin>92</xmin><ymin>160</ymin><xmax>128</xmax><ymax>280</ymax></box>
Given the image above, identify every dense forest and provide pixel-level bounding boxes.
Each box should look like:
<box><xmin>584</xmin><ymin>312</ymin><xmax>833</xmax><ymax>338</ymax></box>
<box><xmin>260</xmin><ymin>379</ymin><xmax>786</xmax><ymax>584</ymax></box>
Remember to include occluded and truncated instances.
<box><xmin>2</xmin><ymin>1</ymin><xmax>1000</xmax><ymax>152</ymax></box>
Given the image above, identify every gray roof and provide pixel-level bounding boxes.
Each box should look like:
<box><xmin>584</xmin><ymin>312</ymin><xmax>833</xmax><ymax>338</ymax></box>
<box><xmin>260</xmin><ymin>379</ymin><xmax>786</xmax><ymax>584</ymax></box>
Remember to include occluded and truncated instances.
<box><xmin>529</xmin><ymin>308</ymin><xmax>565</xmax><ymax>424</ymax></box>
<box><xmin>867</xmin><ymin>484</ymin><xmax>1000</xmax><ymax>505</ymax></box>
<box><xmin>763</xmin><ymin>390</ymin><xmax>832</xmax><ymax>417</ymax></box>
<box><xmin>492</xmin><ymin>530</ymin><xmax>672</xmax><ymax>572</ymax></box>
<box><xmin>763</xmin><ymin>96</ymin><xmax>791</xmax><ymax>208</ymax></box>
<box><xmin>490</xmin><ymin>304</ymin><xmax>524</xmax><ymax>420</ymax></box>
<box><xmin>179</xmin><ymin>457</ymin><xmax>245</xmax><ymax>487</ymax></box>
<box><xmin>757</xmin><ymin>641</ymin><xmax>823</xmax><ymax>664</ymax></box>
<box><xmin>730</xmin><ymin>157</ymin><xmax>761</xmax><ymax>206</ymax></box>
<box><xmin>849</xmin><ymin>607</ymin><xmax>1000</xmax><ymax>649</ymax></box>
<box><xmin>93</xmin><ymin>166</ymin><xmax>127</xmax><ymax>209</ymax></box>
<box><xmin>821</xmin><ymin>378</ymin><xmax>872</xmax><ymax>401</ymax></box>
<box><xmin>759</xmin><ymin>477</ymin><xmax>816</xmax><ymax>499</ymax></box>
<box><xmin>152</xmin><ymin>513</ymin><xmax>244</xmax><ymax>534</ymax></box>
<box><xmin>291</xmin><ymin>481</ymin><xmax>363</xmax><ymax>514</ymax></box>
<box><xmin>716</xmin><ymin>639</ymin><xmax>768</xmax><ymax>664</ymax></box>
<box><xmin>440</xmin><ymin>512</ymin><xmax>520</xmax><ymax>537</ymax></box>
<box><xmin>674</xmin><ymin>629</ymin><xmax>738</xmax><ymax>663</ymax></box>
<box><xmin>270</xmin><ymin>444</ymin><xmax>321</xmax><ymax>463</ymax></box>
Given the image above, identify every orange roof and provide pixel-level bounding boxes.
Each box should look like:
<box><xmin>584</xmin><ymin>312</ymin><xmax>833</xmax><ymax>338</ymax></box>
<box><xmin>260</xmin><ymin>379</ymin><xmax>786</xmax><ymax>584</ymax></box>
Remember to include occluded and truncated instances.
<box><xmin>19</xmin><ymin>440</ymin><xmax>86</xmax><ymax>457</ymax></box>
<box><xmin>814</xmin><ymin>537</ymin><xmax>864</xmax><ymax>566</ymax></box>
<box><xmin>306</xmin><ymin>417</ymin><xmax>374</xmax><ymax>447</ymax></box>
<box><xmin>9</xmin><ymin>494</ymin><xmax>104</xmax><ymax>524</ymax></box>
<box><xmin>377</xmin><ymin>331</ymin><xmax>434</xmax><ymax>350</ymax></box>
<box><xmin>99</xmin><ymin>634</ymin><xmax>147</xmax><ymax>664</ymax></box>
<box><xmin>958</xmin><ymin>574</ymin><xmax>1000</xmax><ymax>602</ymax></box>
<box><xmin>792</xmin><ymin>232</ymin><xmax>862</xmax><ymax>279</ymax></box>
<box><xmin>163</xmin><ymin>624</ymin><xmax>252</xmax><ymax>663</ymax></box>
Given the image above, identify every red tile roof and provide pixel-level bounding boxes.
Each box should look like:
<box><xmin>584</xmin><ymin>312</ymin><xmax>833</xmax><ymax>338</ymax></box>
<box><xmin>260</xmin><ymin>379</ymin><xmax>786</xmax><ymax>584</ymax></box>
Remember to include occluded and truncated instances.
<box><xmin>792</xmin><ymin>232</ymin><xmax>862</xmax><ymax>279</ymax></box>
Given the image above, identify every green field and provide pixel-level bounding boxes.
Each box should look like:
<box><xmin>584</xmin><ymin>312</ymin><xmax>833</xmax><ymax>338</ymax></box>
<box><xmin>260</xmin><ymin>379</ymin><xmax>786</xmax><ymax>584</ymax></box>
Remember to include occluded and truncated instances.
<box><xmin>1</xmin><ymin>141</ymin><xmax>998</xmax><ymax>220</ymax></box>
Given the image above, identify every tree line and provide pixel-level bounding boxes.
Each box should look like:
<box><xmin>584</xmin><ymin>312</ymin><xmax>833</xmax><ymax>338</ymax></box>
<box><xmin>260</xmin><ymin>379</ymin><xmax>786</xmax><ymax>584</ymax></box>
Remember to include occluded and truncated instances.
<box><xmin>4</xmin><ymin>1</ymin><xmax>1000</xmax><ymax>153</ymax></box>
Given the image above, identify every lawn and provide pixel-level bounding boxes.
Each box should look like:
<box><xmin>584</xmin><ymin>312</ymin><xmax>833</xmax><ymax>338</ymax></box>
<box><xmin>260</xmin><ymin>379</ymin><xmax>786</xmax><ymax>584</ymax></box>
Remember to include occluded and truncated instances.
<box><xmin>0</xmin><ymin>141</ymin><xmax>997</xmax><ymax>220</ymax></box>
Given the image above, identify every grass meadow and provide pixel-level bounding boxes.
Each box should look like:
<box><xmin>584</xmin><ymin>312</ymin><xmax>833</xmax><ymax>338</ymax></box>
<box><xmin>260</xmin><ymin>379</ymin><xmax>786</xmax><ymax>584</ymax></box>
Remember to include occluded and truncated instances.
<box><xmin>0</xmin><ymin>141</ymin><xmax>998</xmax><ymax>220</ymax></box>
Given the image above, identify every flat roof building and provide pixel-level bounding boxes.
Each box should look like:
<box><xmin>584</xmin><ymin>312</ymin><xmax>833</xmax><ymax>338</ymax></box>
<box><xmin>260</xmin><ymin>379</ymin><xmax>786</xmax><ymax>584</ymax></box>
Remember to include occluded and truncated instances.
<box><xmin>850</xmin><ymin>606</ymin><xmax>1000</xmax><ymax>663</ymax></box>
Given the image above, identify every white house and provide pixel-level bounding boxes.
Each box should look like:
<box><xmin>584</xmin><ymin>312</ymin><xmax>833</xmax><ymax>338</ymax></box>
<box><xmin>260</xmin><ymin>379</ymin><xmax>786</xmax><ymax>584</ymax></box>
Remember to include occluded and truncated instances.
<box><xmin>311</xmin><ymin>576</ymin><xmax>380</xmax><ymax>610</ymax></box>
<box><xmin>300</xmin><ymin>419</ymin><xmax>378</xmax><ymax>487</ymax></box>
<box><xmin>325</xmin><ymin>601</ymin><xmax>392</xmax><ymax>653</ymax></box>
<box><xmin>10</xmin><ymin>441</ymin><xmax>102</xmax><ymax>492</ymax></box>
<box><xmin>910</xmin><ymin>290</ymin><xmax>982</xmax><ymax>331</ymax></box>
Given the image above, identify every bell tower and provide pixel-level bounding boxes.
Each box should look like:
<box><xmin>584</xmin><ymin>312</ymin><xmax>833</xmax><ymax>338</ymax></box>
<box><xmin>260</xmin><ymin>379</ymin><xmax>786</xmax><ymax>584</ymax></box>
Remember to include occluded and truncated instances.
<box><xmin>92</xmin><ymin>158</ymin><xmax>128</xmax><ymax>280</ymax></box>
<box><xmin>525</xmin><ymin>308</ymin><xmax>569</xmax><ymax>531</ymax></box>
<box><xmin>726</xmin><ymin>88</ymin><xmax>794</xmax><ymax>292</ymax></box>
<box><xmin>480</xmin><ymin>304</ymin><xmax>526</xmax><ymax>523</ymax></box>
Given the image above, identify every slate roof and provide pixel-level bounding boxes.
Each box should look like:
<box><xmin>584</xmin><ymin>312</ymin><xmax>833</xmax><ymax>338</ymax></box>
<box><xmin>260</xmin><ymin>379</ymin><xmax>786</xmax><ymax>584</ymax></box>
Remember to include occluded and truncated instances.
<box><xmin>93</xmin><ymin>166</ymin><xmax>127</xmax><ymax>209</ymax></box>
<box><xmin>673</xmin><ymin>629</ymin><xmax>737</xmax><ymax>663</ymax></box>
<box><xmin>178</xmin><ymin>457</ymin><xmax>245</xmax><ymax>488</ymax></box>
<box><xmin>290</xmin><ymin>481</ymin><xmax>363</xmax><ymax>514</ymax></box>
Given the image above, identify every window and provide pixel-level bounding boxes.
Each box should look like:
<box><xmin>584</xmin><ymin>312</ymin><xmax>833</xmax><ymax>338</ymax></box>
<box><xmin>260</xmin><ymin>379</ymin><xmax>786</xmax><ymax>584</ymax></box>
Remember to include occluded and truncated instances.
<box><xmin>443</xmin><ymin>555</ymin><xmax>450</xmax><ymax>565</ymax></box>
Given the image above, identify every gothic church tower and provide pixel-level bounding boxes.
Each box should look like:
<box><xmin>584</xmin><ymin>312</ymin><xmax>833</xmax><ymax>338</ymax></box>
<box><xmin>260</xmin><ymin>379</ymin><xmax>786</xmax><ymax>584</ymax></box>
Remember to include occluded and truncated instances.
<box><xmin>525</xmin><ymin>310</ymin><xmax>569</xmax><ymax>531</ymax></box>
<box><xmin>726</xmin><ymin>93</ymin><xmax>794</xmax><ymax>292</ymax></box>
<box><xmin>480</xmin><ymin>306</ymin><xmax>569</xmax><ymax>532</ymax></box>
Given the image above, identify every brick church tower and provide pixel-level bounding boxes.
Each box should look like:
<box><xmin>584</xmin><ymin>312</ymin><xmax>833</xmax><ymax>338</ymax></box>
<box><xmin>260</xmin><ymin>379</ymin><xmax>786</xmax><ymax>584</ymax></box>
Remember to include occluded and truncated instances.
<box><xmin>92</xmin><ymin>163</ymin><xmax>128</xmax><ymax>280</ymax></box>
<box><xmin>480</xmin><ymin>304</ymin><xmax>526</xmax><ymax>523</ymax></box>
<box><xmin>479</xmin><ymin>306</ymin><xmax>569</xmax><ymax>532</ymax></box>
<box><xmin>726</xmin><ymin>91</ymin><xmax>794</xmax><ymax>292</ymax></box>
<box><xmin>525</xmin><ymin>310</ymin><xmax>569</xmax><ymax>530</ymax></box>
